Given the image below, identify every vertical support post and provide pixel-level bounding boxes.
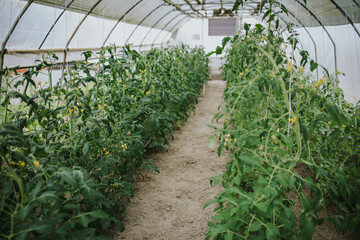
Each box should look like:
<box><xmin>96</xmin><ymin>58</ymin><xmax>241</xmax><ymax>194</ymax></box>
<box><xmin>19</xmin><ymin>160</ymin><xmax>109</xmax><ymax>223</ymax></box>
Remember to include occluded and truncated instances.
<box><xmin>0</xmin><ymin>0</ymin><xmax>34</xmax><ymax>89</ymax></box>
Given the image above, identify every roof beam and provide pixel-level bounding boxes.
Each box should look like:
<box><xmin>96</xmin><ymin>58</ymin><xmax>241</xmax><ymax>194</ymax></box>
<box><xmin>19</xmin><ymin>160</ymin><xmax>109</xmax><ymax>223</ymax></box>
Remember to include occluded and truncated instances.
<box><xmin>125</xmin><ymin>3</ymin><xmax>166</xmax><ymax>44</ymax></box>
<box><xmin>329</xmin><ymin>0</ymin><xmax>360</xmax><ymax>38</ymax></box>
<box><xmin>161</xmin><ymin>0</ymin><xmax>196</xmax><ymax>17</ymax></box>
<box><xmin>62</xmin><ymin>0</ymin><xmax>102</xmax><ymax>74</ymax></box>
<box><xmin>161</xmin><ymin>16</ymin><xmax>190</xmax><ymax>43</ymax></box>
<box><xmin>151</xmin><ymin>13</ymin><xmax>184</xmax><ymax>48</ymax></box>
<box><xmin>294</xmin><ymin>0</ymin><xmax>338</xmax><ymax>74</ymax></box>
<box><xmin>102</xmin><ymin>0</ymin><xmax>143</xmax><ymax>47</ymax></box>
<box><xmin>0</xmin><ymin>0</ymin><xmax>34</xmax><ymax>89</ymax></box>
<box><xmin>38</xmin><ymin>0</ymin><xmax>76</xmax><ymax>49</ymax></box>
<box><xmin>139</xmin><ymin>10</ymin><xmax>175</xmax><ymax>51</ymax></box>
<box><xmin>183</xmin><ymin>0</ymin><xmax>204</xmax><ymax>17</ymax></box>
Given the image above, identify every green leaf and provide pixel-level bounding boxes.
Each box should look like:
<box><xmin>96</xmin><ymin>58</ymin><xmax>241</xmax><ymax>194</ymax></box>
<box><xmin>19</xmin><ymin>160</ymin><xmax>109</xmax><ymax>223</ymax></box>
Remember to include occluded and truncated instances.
<box><xmin>19</xmin><ymin>204</ymin><xmax>35</xmax><ymax>221</ymax></box>
<box><xmin>265</xmin><ymin>222</ymin><xmax>280</xmax><ymax>240</ymax></box>
<box><xmin>239</xmin><ymin>155</ymin><xmax>261</xmax><ymax>166</ymax></box>
<box><xmin>215</xmin><ymin>46</ymin><xmax>223</xmax><ymax>55</ymax></box>
<box><xmin>310</xmin><ymin>60</ymin><xmax>318</xmax><ymax>71</ymax></box>
<box><xmin>300</xmin><ymin>213</ymin><xmax>315</xmax><ymax>240</ymax></box>
<box><xmin>249</xmin><ymin>220</ymin><xmax>262</xmax><ymax>232</ymax></box>
<box><xmin>262</xmin><ymin>10</ymin><xmax>271</xmax><ymax>21</ymax></box>
<box><xmin>208</xmin><ymin>136</ymin><xmax>215</xmax><ymax>148</ymax></box>
<box><xmin>82</xmin><ymin>142</ymin><xmax>90</xmax><ymax>155</ymax></box>
<box><xmin>232</xmin><ymin>0</ymin><xmax>243</xmax><ymax>11</ymax></box>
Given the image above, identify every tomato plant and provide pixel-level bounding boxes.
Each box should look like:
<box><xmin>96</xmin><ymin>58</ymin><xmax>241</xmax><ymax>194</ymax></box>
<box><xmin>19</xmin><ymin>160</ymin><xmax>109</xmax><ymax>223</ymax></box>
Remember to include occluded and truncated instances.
<box><xmin>206</xmin><ymin>9</ymin><xmax>360</xmax><ymax>240</ymax></box>
<box><xmin>0</xmin><ymin>44</ymin><xmax>208</xmax><ymax>239</ymax></box>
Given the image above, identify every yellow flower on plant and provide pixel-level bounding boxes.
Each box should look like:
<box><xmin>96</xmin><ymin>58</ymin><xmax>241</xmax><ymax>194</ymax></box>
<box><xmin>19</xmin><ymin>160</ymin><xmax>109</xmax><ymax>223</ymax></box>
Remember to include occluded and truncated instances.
<box><xmin>287</xmin><ymin>61</ymin><xmax>292</xmax><ymax>72</ymax></box>
<box><xmin>73</xmin><ymin>106</ymin><xmax>78</xmax><ymax>110</ymax></box>
<box><xmin>289</xmin><ymin>117</ymin><xmax>297</xmax><ymax>124</ymax></box>
<box><xmin>239</xmin><ymin>72</ymin><xmax>244</xmax><ymax>76</ymax></box>
<box><xmin>146</xmin><ymin>91</ymin><xmax>151</xmax><ymax>96</ymax></box>
<box><xmin>245</xmin><ymin>69</ymin><xmax>249</xmax><ymax>73</ymax></box>
<box><xmin>33</xmin><ymin>160</ymin><xmax>40</xmax><ymax>168</ymax></box>
<box><xmin>105</xmin><ymin>151</ymin><xmax>110</xmax><ymax>155</ymax></box>
<box><xmin>104</xmin><ymin>104</ymin><xmax>107</xmax><ymax>107</ymax></box>
<box><xmin>319</xmin><ymin>78</ymin><xmax>325</xmax><ymax>85</ymax></box>
<box><xmin>20</xmin><ymin>161</ymin><xmax>25</xmax><ymax>167</ymax></box>
<box><xmin>68</xmin><ymin>109</ymin><xmax>73</xmax><ymax>113</ymax></box>
<box><xmin>81</xmin><ymin>109</ymin><xmax>84</xmax><ymax>113</ymax></box>
<box><xmin>98</xmin><ymin>105</ymin><xmax>102</xmax><ymax>110</ymax></box>
<box><xmin>11</xmin><ymin>161</ymin><xmax>17</xmax><ymax>165</ymax></box>
<box><xmin>299</xmin><ymin>66</ymin><xmax>303</xmax><ymax>72</ymax></box>
<box><xmin>50</xmin><ymin>202</ymin><xmax>55</xmax><ymax>207</ymax></box>
<box><xmin>336</xmin><ymin>71</ymin><xmax>341</xmax><ymax>75</ymax></box>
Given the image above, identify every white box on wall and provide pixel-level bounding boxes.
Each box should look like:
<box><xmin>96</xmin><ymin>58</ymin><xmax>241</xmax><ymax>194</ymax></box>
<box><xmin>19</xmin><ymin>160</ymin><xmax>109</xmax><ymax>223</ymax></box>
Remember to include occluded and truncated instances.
<box><xmin>208</xmin><ymin>18</ymin><xmax>238</xmax><ymax>36</ymax></box>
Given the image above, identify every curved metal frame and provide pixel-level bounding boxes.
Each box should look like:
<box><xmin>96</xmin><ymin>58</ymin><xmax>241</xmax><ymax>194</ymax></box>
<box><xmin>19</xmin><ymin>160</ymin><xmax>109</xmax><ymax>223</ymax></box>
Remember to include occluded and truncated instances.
<box><xmin>183</xmin><ymin>0</ymin><xmax>204</xmax><ymax>17</ymax></box>
<box><xmin>62</xmin><ymin>0</ymin><xmax>103</xmax><ymax>68</ymax></box>
<box><xmin>125</xmin><ymin>3</ymin><xmax>166</xmax><ymax>45</ymax></box>
<box><xmin>161</xmin><ymin>16</ymin><xmax>190</xmax><ymax>43</ymax></box>
<box><xmin>151</xmin><ymin>13</ymin><xmax>184</xmax><ymax>48</ymax></box>
<box><xmin>161</xmin><ymin>0</ymin><xmax>196</xmax><ymax>17</ymax></box>
<box><xmin>329</xmin><ymin>0</ymin><xmax>360</xmax><ymax>38</ymax></box>
<box><xmin>0</xmin><ymin>0</ymin><xmax>34</xmax><ymax>88</ymax></box>
<box><xmin>294</xmin><ymin>0</ymin><xmax>338</xmax><ymax>73</ymax></box>
<box><xmin>102</xmin><ymin>0</ymin><xmax>144</xmax><ymax>47</ymax></box>
<box><xmin>38</xmin><ymin>0</ymin><xmax>76</xmax><ymax>49</ymax></box>
<box><xmin>139</xmin><ymin>10</ymin><xmax>175</xmax><ymax>51</ymax></box>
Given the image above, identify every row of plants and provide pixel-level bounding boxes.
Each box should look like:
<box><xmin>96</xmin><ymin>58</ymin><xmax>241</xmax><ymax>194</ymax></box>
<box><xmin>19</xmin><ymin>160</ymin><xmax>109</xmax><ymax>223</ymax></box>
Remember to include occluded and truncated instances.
<box><xmin>206</xmin><ymin>4</ymin><xmax>360</xmax><ymax>239</ymax></box>
<box><xmin>0</xmin><ymin>44</ymin><xmax>209</xmax><ymax>239</ymax></box>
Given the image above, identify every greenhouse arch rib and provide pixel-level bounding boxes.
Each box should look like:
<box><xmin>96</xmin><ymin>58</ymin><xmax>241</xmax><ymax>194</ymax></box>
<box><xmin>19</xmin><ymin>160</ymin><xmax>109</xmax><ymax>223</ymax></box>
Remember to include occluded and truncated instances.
<box><xmin>139</xmin><ymin>10</ymin><xmax>175</xmax><ymax>51</ymax></box>
<box><xmin>293</xmin><ymin>0</ymin><xmax>338</xmax><ymax>73</ymax></box>
<box><xmin>0</xmin><ymin>0</ymin><xmax>34</xmax><ymax>89</ymax></box>
<box><xmin>161</xmin><ymin>16</ymin><xmax>190</xmax><ymax>43</ymax></box>
<box><xmin>329</xmin><ymin>0</ymin><xmax>360</xmax><ymax>38</ymax></box>
<box><xmin>62</xmin><ymin>0</ymin><xmax>103</xmax><ymax>68</ymax></box>
<box><xmin>38</xmin><ymin>0</ymin><xmax>76</xmax><ymax>49</ymax></box>
<box><xmin>151</xmin><ymin>13</ymin><xmax>184</xmax><ymax>48</ymax></box>
<box><xmin>183</xmin><ymin>0</ymin><xmax>204</xmax><ymax>17</ymax></box>
<box><xmin>102</xmin><ymin>0</ymin><xmax>144</xmax><ymax>47</ymax></box>
<box><xmin>125</xmin><ymin>2</ymin><xmax>166</xmax><ymax>45</ymax></box>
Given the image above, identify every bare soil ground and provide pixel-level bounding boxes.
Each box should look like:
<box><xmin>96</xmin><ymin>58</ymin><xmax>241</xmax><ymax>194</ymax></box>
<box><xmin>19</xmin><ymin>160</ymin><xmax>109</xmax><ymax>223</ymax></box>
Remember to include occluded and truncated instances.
<box><xmin>114</xmin><ymin>80</ymin><xmax>227</xmax><ymax>240</ymax></box>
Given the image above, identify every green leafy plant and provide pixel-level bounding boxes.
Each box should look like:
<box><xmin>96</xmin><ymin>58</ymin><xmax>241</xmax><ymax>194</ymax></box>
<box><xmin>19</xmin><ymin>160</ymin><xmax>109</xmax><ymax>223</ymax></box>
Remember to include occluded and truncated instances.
<box><xmin>206</xmin><ymin>15</ymin><xmax>359</xmax><ymax>240</ymax></box>
<box><xmin>0</xmin><ymin>44</ymin><xmax>209</xmax><ymax>239</ymax></box>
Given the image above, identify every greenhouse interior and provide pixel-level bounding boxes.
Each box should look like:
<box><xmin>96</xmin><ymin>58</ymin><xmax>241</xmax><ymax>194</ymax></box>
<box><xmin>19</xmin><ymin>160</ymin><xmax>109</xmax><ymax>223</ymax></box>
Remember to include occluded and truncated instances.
<box><xmin>1</xmin><ymin>0</ymin><xmax>360</xmax><ymax>239</ymax></box>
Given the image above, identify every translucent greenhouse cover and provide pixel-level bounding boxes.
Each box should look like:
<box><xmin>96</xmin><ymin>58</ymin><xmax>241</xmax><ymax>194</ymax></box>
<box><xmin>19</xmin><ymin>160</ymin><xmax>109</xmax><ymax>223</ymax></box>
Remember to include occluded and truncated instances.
<box><xmin>0</xmin><ymin>0</ymin><xmax>360</xmax><ymax>102</ymax></box>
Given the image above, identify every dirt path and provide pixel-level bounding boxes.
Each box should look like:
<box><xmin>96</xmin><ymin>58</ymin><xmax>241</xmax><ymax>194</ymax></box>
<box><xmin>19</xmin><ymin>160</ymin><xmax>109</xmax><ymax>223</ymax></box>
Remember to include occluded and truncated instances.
<box><xmin>114</xmin><ymin>80</ymin><xmax>227</xmax><ymax>240</ymax></box>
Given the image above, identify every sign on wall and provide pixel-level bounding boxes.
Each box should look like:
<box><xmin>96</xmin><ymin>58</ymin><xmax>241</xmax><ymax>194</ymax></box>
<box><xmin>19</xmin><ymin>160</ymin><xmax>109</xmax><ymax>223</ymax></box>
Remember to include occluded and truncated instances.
<box><xmin>208</xmin><ymin>18</ymin><xmax>237</xmax><ymax>36</ymax></box>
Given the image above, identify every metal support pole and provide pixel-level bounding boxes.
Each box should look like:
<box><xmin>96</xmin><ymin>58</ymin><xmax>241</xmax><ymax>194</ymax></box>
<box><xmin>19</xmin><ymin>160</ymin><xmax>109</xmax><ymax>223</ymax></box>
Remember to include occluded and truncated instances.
<box><xmin>151</xmin><ymin>13</ymin><xmax>184</xmax><ymax>48</ymax></box>
<box><xmin>0</xmin><ymin>0</ymin><xmax>34</xmax><ymax>89</ymax></box>
<box><xmin>39</xmin><ymin>0</ymin><xmax>76</xmax><ymax>49</ymax></box>
<box><xmin>102</xmin><ymin>0</ymin><xmax>143</xmax><ymax>47</ymax></box>
<box><xmin>329</xmin><ymin>0</ymin><xmax>360</xmax><ymax>38</ymax></box>
<box><xmin>62</xmin><ymin>0</ymin><xmax>103</xmax><ymax>70</ymax></box>
<box><xmin>161</xmin><ymin>17</ymin><xmax>190</xmax><ymax>43</ymax></box>
<box><xmin>139</xmin><ymin>10</ymin><xmax>174</xmax><ymax>51</ymax></box>
<box><xmin>125</xmin><ymin>3</ymin><xmax>166</xmax><ymax>45</ymax></box>
<box><xmin>295</xmin><ymin>0</ymin><xmax>338</xmax><ymax>74</ymax></box>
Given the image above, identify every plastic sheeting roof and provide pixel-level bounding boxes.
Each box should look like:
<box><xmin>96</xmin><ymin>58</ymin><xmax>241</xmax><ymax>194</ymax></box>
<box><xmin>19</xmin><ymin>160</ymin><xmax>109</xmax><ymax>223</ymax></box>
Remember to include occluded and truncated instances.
<box><xmin>0</xmin><ymin>0</ymin><xmax>359</xmax><ymax>69</ymax></box>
